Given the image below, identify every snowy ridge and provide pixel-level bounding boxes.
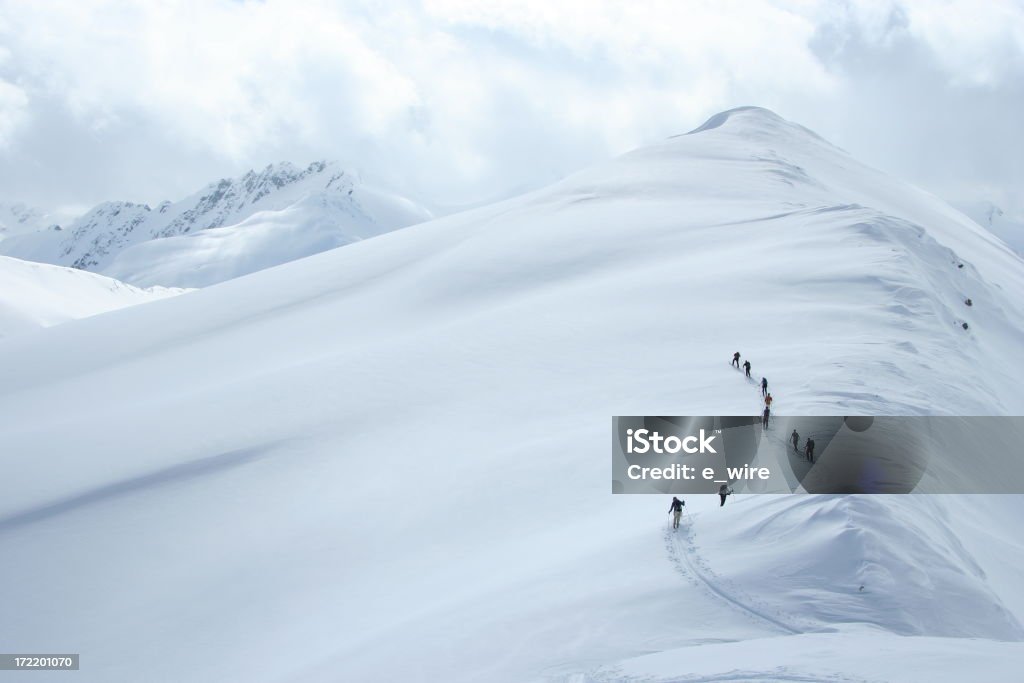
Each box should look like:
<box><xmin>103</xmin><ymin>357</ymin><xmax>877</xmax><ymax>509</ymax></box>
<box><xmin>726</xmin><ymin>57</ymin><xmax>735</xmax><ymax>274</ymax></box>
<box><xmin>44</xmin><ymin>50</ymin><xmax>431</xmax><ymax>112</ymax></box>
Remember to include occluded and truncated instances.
<box><xmin>0</xmin><ymin>161</ymin><xmax>433</xmax><ymax>287</ymax></box>
<box><xmin>581</xmin><ymin>496</ymin><xmax>1024</xmax><ymax>682</ymax></box>
<box><xmin>151</xmin><ymin>161</ymin><xmax>353</xmax><ymax>240</ymax></box>
<box><xmin>0</xmin><ymin>107</ymin><xmax>1023</xmax><ymax>681</ymax></box>
<box><xmin>63</xmin><ymin>201</ymin><xmax>151</xmax><ymax>269</ymax></box>
<box><xmin>677</xmin><ymin>495</ymin><xmax>1021</xmax><ymax>639</ymax></box>
<box><xmin>0</xmin><ymin>254</ymin><xmax>185</xmax><ymax>338</ymax></box>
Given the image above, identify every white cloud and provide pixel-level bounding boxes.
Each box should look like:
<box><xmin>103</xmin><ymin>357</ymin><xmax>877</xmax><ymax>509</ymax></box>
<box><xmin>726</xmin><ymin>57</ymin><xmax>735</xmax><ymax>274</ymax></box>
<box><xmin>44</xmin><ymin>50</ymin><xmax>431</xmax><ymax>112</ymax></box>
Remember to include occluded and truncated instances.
<box><xmin>0</xmin><ymin>42</ymin><xmax>29</xmax><ymax>146</ymax></box>
<box><xmin>1</xmin><ymin>0</ymin><xmax>422</xmax><ymax>156</ymax></box>
<box><xmin>0</xmin><ymin>78</ymin><xmax>28</xmax><ymax>146</ymax></box>
<box><xmin>0</xmin><ymin>0</ymin><xmax>1020</xmax><ymax>215</ymax></box>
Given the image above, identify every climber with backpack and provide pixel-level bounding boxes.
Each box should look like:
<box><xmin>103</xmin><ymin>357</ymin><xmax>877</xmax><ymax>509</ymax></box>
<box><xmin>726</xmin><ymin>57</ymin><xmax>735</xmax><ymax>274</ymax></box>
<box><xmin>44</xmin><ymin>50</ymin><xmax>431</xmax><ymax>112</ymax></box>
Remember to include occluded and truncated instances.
<box><xmin>719</xmin><ymin>483</ymin><xmax>733</xmax><ymax>507</ymax></box>
<box><xmin>668</xmin><ymin>496</ymin><xmax>685</xmax><ymax>529</ymax></box>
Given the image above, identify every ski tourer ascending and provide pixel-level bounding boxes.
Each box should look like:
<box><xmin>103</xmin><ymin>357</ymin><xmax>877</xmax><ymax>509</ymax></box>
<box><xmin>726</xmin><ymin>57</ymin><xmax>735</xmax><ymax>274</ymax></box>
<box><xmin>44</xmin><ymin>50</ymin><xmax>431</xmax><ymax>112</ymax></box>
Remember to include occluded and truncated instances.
<box><xmin>791</xmin><ymin>429</ymin><xmax>799</xmax><ymax>451</ymax></box>
<box><xmin>764</xmin><ymin>393</ymin><xmax>773</xmax><ymax>408</ymax></box>
<box><xmin>762</xmin><ymin>406</ymin><xmax>770</xmax><ymax>428</ymax></box>
<box><xmin>732</xmin><ymin>352</ymin><xmax>741</xmax><ymax>368</ymax></box>
<box><xmin>669</xmin><ymin>496</ymin><xmax>685</xmax><ymax>529</ymax></box>
<box><xmin>743</xmin><ymin>360</ymin><xmax>751</xmax><ymax>377</ymax></box>
<box><xmin>761</xmin><ymin>377</ymin><xmax>769</xmax><ymax>396</ymax></box>
<box><xmin>719</xmin><ymin>484</ymin><xmax>733</xmax><ymax>507</ymax></box>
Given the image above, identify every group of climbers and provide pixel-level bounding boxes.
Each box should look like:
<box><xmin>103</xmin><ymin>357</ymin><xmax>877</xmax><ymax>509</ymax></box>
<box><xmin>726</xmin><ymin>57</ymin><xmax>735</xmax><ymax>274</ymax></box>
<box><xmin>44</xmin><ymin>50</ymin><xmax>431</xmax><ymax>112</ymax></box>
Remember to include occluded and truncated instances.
<box><xmin>731</xmin><ymin>351</ymin><xmax>751</xmax><ymax>378</ymax></box>
<box><xmin>734</xmin><ymin>352</ymin><xmax>772</xmax><ymax>428</ymax></box>
<box><xmin>791</xmin><ymin>428</ymin><xmax>815</xmax><ymax>462</ymax></box>
<box><xmin>668</xmin><ymin>485</ymin><xmax>733</xmax><ymax>529</ymax></box>
<box><xmin>669</xmin><ymin>352</ymin><xmax>819</xmax><ymax>529</ymax></box>
<box><xmin>738</xmin><ymin>352</ymin><xmax>817</xmax><ymax>461</ymax></box>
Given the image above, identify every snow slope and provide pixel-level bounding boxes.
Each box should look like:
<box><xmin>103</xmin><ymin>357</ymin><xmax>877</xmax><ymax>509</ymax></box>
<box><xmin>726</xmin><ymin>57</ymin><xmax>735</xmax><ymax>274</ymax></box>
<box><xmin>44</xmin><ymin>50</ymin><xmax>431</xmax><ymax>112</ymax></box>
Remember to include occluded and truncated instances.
<box><xmin>0</xmin><ymin>254</ymin><xmax>184</xmax><ymax>338</ymax></box>
<box><xmin>1</xmin><ymin>107</ymin><xmax>1023</xmax><ymax>682</ymax></box>
<box><xmin>0</xmin><ymin>162</ymin><xmax>432</xmax><ymax>288</ymax></box>
<box><xmin>579</xmin><ymin>494</ymin><xmax>1024</xmax><ymax>682</ymax></box>
<box><xmin>954</xmin><ymin>199</ymin><xmax>1024</xmax><ymax>256</ymax></box>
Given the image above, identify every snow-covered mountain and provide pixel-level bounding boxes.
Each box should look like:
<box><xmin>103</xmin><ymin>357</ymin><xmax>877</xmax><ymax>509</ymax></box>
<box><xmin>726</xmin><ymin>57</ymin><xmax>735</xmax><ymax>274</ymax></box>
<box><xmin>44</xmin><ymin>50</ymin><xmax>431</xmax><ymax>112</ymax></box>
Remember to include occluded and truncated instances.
<box><xmin>1</xmin><ymin>107</ymin><xmax>1023</xmax><ymax>682</ymax></box>
<box><xmin>0</xmin><ymin>161</ymin><xmax>433</xmax><ymax>288</ymax></box>
<box><xmin>0</xmin><ymin>254</ymin><xmax>184</xmax><ymax>338</ymax></box>
<box><xmin>0</xmin><ymin>201</ymin><xmax>55</xmax><ymax>237</ymax></box>
<box><xmin>954</xmin><ymin>199</ymin><xmax>1024</xmax><ymax>256</ymax></box>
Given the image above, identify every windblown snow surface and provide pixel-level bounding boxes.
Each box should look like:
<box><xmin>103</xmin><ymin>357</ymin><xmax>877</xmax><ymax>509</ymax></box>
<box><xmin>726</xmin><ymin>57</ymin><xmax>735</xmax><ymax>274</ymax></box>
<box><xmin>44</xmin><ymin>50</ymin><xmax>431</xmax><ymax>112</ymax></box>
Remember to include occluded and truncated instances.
<box><xmin>2</xmin><ymin>107</ymin><xmax>1024</xmax><ymax>682</ymax></box>
<box><xmin>0</xmin><ymin>254</ymin><xmax>184</xmax><ymax>339</ymax></box>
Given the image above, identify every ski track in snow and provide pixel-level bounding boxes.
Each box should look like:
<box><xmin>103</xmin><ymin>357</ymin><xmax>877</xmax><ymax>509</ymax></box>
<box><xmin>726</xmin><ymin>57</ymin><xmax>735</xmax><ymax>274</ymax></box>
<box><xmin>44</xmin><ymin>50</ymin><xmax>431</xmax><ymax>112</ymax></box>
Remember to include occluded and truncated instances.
<box><xmin>665</xmin><ymin>521</ymin><xmax>805</xmax><ymax>636</ymax></box>
<box><xmin>655</xmin><ymin>360</ymin><xmax>808</xmax><ymax>637</ymax></box>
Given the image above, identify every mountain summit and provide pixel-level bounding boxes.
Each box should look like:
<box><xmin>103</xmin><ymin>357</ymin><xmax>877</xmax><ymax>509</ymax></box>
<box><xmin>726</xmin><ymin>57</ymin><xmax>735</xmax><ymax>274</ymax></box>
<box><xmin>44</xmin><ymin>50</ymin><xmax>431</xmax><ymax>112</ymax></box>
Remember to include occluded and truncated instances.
<box><xmin>684</xmin><ymin>105</ymin><xmax>832</xmax><ymax>144</ymax></box>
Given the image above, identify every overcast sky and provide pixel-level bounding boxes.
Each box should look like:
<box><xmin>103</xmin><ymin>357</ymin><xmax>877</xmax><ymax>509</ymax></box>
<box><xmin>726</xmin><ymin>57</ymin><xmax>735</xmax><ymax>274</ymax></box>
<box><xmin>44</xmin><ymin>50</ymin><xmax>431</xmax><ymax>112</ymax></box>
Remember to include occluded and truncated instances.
<box><xmin>0</xmin><ymin>0</ymin><xmax>1022</xmax><ymax>221</ymax></box>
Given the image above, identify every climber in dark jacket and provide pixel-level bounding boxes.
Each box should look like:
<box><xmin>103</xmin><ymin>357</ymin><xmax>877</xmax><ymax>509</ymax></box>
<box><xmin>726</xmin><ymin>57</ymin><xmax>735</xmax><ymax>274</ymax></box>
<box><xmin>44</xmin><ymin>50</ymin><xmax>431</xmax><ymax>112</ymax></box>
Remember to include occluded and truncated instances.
<box><xmin>719</xmin><ymin>484</ymin><xmax>733</xmax><ymax>507</ymax></box>
<box><xmin>669</xmin><ymin>496</ymin><xmax>685</xmax><ymax>529</ymax></box>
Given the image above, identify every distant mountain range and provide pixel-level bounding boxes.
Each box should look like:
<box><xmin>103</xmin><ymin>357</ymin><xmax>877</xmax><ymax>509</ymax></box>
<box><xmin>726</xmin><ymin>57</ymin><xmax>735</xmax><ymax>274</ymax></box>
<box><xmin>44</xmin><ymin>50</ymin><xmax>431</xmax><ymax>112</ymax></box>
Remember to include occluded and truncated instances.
<box><xmin>0</xmin><ymin>202</ymin><xmax>58</xmax><ymax>237</ymax></box>
<box><xmin>0</xmin><ymin>162</ymin><xmax>432</xmax><ymax>288</ymax></box>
